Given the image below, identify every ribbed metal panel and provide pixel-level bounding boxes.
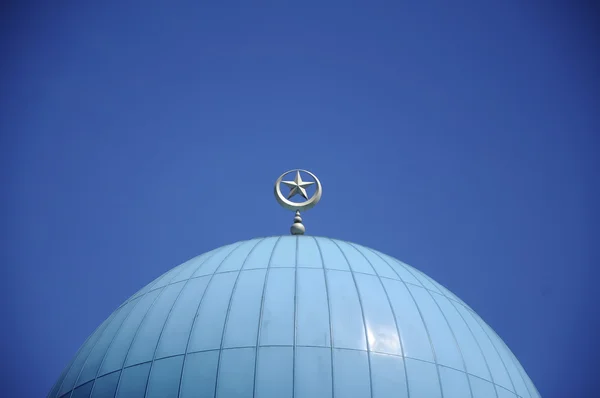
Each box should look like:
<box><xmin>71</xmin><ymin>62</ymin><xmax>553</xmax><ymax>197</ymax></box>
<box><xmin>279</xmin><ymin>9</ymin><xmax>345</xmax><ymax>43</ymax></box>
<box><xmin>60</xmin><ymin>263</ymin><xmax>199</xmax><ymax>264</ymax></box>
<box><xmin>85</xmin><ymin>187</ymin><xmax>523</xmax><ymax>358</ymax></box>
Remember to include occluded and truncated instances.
<box><xmin>50</xmin><ymin>236</ymin><xmax>540</xmax><ymax>398</ymax></box>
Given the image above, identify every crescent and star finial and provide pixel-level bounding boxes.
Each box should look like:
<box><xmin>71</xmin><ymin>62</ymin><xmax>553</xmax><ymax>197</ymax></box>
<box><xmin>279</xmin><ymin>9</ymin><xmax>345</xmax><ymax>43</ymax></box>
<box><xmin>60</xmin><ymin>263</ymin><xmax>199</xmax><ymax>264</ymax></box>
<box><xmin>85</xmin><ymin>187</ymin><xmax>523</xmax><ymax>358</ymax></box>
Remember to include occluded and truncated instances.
<box><xmin>274</xmin><ymin>169</ymin><xmax>322</xmax><ymax>235</ymax></box>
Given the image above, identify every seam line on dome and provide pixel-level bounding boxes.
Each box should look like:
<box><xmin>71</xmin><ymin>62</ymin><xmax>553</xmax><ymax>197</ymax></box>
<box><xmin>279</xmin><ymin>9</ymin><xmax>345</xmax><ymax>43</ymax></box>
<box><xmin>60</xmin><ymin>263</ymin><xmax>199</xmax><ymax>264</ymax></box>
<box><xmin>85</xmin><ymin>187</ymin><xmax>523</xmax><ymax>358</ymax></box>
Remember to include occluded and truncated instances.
<box><xmin>402</xmin><ymin>263</ymin><xmax>477</xmax><ymax>398</ymax></box>
<box><xmin>174</xmin><ymin>246</ymin><xmax>229</xmax><ymax>283</ymax></box>
<box><xmin>312</xmin><ymin>237</ymin><xmax>335</xmax><ymax>398</ymax></box>
<box><xmin>292</xmin><ymin>235</ymin><xmax>299</xmax><ymax>398</ymax></box>
<box><xmin>329</xmin><ymin>238</ymin><xmax>374</xmax><ymax>398</ymax></box>
<box><xmin>365</xmin><ymin>247</ymin><xmax>446</xmax><ymax>398</ymax></box>
<box><xmin>413</xmin><ymin>266</ymin><xmax>473</xmax><ymax>307</ymax></box>
<box><xmin>346</xmin><ymin>241</ymin><xmax>411</xmax><ymax>398</ymax></box>
<box><xmin>350</xmin><ymin>242</ymin><xmax>475</xmax><ymax>312</ymax></box>
<box><xmin>111</xmin><ymin>287</ymin><xmax>168</xmax><ymax>396</ymax></box>
<box><xmin>105</xmin><ymin>348</ymin><xmax>520</xmax><ymax>395</ymax></box>
<box><xmin>128</xmin><ymin>252</ymin><xmax>203</xmax><ymax>303</ymax></box>
<box><xmin>504</xmin><ymin>345</ymin><xmax>539</xmax><ymax>398</ymax></box>
<box><xmin>60</xmin><ymin>308</ymin><xmax>119</xmax><ymax>397</ymax></box>
<box><xmin>484</xmin><ymin>318</ymin><xmax>538</xmax><ymax>398</ymax></box>
<box><xmin>337</xmin><ymin>241</ymin><xmax>421</xmax><ymax>285</ymax></box>
<box><xmin>190</xmin><ymin>243</ymin><xmax>241</xmax><ymax>279</ymax></box>
<box><xmin>431</xmin><ymin>276</ymin><xmax>501</xmax><ymax>398</ymax></box>
<box><xmin>386</xmin><ymin>255</ymin><xmax>429</xmax><ymax>289</ymax></box>
<box><xmin>240</xmin><ymin>238</ymin><xmax>267</xmax><ymax>271</ymax></box>
<box><xmin>470</xmin><ymin>312</ymin><xmax>520</xmax><ymax>395</ymax></box>
<box><xmin>215</xmin><ymin>240</ymin><xmax>266</xmax><ymax>397</ymax></box>
<box><xmin>49</xmin><ymin>335</ymin><xmax>93</xmax><ymax>397</ymax></box>
<box><xmin>88</xmin><ymin>295</ymin><xmax>150</xmax><ymax>388</ymax></box>
<box><xmin>109</xmin><ymin>250</ymin><xmax>202</xmax><ymax>396</ymax></box>
<box><xmin>74</xmin><ymin>297</ymin><xmax>140</xmax><ymax>394</ymax></box>
<box><xmin>51</xmin><ymin>315</ymin><xmax>110</xmax><ymax>398</ymax></box>
<box><xmin>127</xmin><ymin>268</ymin><xmax>172</xmax><ymax>302</ymax></box>
<box><xmin>466</xmin><ymin>308</ymin><xmax>519</xmax><ymax>394</ymax></box>
<box><xmin>135</xmin><ymin>264</ymin><xmax>473</xmax><ymax>310</ymax></box>
<box><xmin>210</xmin><ymin>240</ymin><xmax>262</xmax><ymax>393</ymax></box>
<box><xmin>496</xmin><ymin>384</ymin><xmax>523</xmax><ymax>397</ymax></box>
<box><xmin>143</xmin><ymin>260</ymin><xmax>217</xmax><ymax>396</ymax></box>
<box><xmin>187</xmin><ymin>240</ymin><xmax>247</xmax><ymax>398</ymax></box>
<box><xmin>89</xmin><ymin>246</ymin><xmax>223</xmax><ymax>396</ymax></box>
<box><xmin>251</xmin><ymin>236</ymin><xmax>281</xmax><ymax>398</ymax></box>
<box><xmin>175</xmin><ymin>242</ymin><xmax>244</xmax><ymax>398</ymax></box>
<box><xmin>458</xmin><ymin>302</ymin><xmax>517</xmax><ymax>392</ymax></box>
<box><xmin>154</xmin><ymin>267</ymin><xmax>465</xmax><ymax>297</ymax></box>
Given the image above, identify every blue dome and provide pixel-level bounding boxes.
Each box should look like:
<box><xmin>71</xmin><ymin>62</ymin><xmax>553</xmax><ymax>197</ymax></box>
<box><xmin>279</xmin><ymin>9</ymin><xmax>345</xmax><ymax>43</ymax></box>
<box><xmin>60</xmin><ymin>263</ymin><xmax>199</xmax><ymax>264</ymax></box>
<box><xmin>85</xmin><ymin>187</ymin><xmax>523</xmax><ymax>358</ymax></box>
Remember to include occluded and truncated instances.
<box><xmin>49</xmin><ymin>236</ymin><xmax>540</xmax><ymax>398</ymax></box>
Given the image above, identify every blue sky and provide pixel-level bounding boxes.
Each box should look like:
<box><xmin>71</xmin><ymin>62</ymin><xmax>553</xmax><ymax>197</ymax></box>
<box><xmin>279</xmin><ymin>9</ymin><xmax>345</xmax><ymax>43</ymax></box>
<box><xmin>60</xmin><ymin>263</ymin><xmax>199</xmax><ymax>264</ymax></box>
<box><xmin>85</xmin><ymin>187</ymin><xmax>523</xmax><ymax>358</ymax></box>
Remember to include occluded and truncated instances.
<box><xmin>2</xmin><ymin>2</ymin><xmax>597</xmax><ymax>397</ymax></box>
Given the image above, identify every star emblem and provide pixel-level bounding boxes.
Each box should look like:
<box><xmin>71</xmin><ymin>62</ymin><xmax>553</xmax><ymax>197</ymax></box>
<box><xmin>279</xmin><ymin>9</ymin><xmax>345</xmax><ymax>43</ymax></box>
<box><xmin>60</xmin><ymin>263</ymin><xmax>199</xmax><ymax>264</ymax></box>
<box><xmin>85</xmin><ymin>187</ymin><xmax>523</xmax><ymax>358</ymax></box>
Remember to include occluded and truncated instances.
<box><xmin>281</xmin><ymin>170</ymin><xmax>315</xmax><ymax>200</ymax></box>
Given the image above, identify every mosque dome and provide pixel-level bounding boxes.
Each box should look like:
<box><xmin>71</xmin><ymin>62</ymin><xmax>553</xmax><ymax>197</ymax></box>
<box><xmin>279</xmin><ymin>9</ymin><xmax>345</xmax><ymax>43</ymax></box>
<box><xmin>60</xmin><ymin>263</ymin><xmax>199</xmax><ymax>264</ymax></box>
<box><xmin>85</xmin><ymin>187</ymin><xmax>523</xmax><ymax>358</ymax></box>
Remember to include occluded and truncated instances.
<box><xmin>48</xmin><ymin>236</ymin><xmax>540</xmax><ymax>398</ymax></box>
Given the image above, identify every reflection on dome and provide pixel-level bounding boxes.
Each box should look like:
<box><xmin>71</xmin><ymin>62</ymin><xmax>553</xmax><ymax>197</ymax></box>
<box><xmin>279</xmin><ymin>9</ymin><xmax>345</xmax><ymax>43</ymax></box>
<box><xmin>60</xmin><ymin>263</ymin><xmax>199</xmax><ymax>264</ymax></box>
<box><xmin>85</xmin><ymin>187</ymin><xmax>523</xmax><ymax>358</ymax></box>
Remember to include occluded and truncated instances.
<box><xmin>49</xmin><ymin>236</ymin><xmax>540</xmax><ymax>398</ymax></box>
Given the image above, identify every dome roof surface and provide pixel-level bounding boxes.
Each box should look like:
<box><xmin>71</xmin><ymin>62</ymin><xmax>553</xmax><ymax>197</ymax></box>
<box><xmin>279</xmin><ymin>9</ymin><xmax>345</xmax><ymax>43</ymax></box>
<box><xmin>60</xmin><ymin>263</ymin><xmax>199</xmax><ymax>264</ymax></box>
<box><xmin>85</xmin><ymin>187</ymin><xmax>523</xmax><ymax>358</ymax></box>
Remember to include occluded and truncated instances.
<box><xmin>49</xmin><ymin>236</ymin><xmax>540</xmax><ymax>398</ymax></box>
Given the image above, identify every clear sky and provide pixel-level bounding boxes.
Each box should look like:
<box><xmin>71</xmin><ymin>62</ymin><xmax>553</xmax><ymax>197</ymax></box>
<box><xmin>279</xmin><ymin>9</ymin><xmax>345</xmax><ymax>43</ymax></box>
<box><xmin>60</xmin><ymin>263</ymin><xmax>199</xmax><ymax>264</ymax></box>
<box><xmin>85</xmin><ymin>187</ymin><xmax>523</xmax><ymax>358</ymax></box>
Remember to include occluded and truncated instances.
<box><xmin>2</xmin><ymin>2</ymin><xmax>598</xmax><ymax>397</ymax></box>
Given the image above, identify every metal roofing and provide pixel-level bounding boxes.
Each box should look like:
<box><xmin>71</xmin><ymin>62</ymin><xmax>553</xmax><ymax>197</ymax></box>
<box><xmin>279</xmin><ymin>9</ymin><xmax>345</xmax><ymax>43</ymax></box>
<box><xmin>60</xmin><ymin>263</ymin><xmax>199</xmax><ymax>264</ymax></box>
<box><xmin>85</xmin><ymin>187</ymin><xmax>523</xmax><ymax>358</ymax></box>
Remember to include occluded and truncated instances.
<box><xmin>49</xmin><ymin>236</ymin><xmax>540</xmax><ymax>398</ymax></box>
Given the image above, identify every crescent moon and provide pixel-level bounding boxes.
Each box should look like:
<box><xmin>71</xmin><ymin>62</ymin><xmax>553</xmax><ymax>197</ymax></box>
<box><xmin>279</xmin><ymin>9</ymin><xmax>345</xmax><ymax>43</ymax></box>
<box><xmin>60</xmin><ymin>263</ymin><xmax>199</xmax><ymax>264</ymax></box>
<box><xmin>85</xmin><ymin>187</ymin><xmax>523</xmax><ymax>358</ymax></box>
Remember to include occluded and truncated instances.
<box><xmin>274</xmin><ymin>169</ymin><xmax>322</xmax><ymax>211</ymax></box>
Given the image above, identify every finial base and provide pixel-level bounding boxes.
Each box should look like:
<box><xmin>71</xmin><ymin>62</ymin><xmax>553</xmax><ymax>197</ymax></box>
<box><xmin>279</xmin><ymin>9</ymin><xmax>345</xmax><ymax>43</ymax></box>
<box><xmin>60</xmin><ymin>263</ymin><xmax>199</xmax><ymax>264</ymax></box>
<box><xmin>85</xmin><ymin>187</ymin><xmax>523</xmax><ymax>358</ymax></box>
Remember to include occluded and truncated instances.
<box><xmin>291</xmin><ymin>210</ymin><xmax>305</xmax><ymax>235</ymax></box>
<box><xmin>291</xmin><ymin>223</ymin><xmax>305</xmax><ymax>235</ymax></box>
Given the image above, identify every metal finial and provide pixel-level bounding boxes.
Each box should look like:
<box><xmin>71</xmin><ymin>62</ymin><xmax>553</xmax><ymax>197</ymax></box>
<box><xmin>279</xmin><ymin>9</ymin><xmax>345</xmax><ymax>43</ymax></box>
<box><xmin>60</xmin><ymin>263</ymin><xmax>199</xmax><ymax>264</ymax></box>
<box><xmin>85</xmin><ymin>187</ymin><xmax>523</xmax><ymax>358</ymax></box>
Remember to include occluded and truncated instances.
<box><xmin>291</xmin><ymin>210</ymin><xmax>305</xmax><ymax>235</ymax></box>
<box><xmin>274</xmin><ymin>169</ymin><xmax>322</xmax><ymax>235</ymax></box>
